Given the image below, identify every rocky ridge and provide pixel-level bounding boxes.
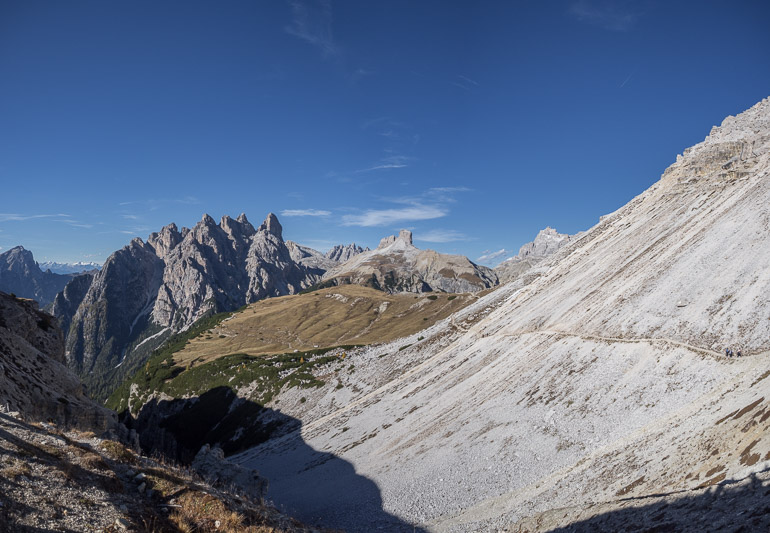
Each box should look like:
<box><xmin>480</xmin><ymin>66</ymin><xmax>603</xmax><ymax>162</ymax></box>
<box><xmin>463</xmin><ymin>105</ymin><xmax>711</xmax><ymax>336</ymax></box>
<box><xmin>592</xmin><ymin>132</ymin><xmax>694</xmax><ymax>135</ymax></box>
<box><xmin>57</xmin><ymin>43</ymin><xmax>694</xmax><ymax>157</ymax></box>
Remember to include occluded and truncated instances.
<box><xmin>325</xmin><ymin>243</ymin><xmax>369</xmax><ymax>263</ymax></box>
<box><xmin>38</xmin><ymin>261</ymin><xmax>102</xmax><ymax>275</ymax></box>
<box><xmin>285</xmin><ymin>240</ymin><xmax>338</xmax><ymax>273</ymax></box>
<box><xmin>0</xmin><ymin>247</ymin><xmax>76</xmax><ymax>306</ymax></box>
<box><xmin>229</xmin><ymin>97</ymin><xmax>770</xmax><ymax>531</ymax></box>
<box><xmin>494</xmin><ymin>227</ymin><xmax>575</xmax><ymax>284</ymax></box>
<box><xmin>0</xmin><ymin>291</ymin><xmax>122</xmax><ymax>434</ymax></box>
<box><xmin>57</xmin><ymin>212</ymin><xmax>324</xmax><ymax>400</ymax></box>
<box><xmin>322</xmin><ymin>229</ymin><xmax>498</xmax><ymax>293</ymax></box>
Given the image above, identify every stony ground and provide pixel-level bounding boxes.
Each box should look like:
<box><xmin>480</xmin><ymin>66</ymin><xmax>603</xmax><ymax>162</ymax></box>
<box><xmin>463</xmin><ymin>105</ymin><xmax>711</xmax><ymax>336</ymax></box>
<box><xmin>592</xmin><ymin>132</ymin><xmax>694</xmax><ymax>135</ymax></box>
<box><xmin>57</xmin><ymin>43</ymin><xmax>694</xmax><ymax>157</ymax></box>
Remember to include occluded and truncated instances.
<box><xmin>0</xmin><ymin>410</ymin><xmax>324</xmax><ymax>533</ymax></box>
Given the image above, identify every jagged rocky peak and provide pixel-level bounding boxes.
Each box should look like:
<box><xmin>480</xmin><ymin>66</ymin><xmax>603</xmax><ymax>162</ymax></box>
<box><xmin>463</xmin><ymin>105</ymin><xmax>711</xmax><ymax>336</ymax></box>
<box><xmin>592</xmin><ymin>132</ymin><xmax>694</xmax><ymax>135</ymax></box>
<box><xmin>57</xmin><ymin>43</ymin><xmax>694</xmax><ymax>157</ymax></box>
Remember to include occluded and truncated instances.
<box><xmin>324</xmin><ymin>228</ymin><xmax>497</xmax><ymax>293</ymax></box>
<box><xmin>495</xmin><ymin>226</ymin><xmax>576</xmax><ymax>284</ymax></box>
<box><xmin>57</xmin><ymin>210</ymin><xmax>323</xmax><ymax>399</ymax></box>
<box><xmin>518</xmin><ymin>227</ymin><xmax>573</xmax><ymax>258</ymax></box>
<box><xmin>378</xmin><ymin>229</ymin><xmax>414</xmax><ymax>249</ymax></box>
<box><xmin>147</xmin><ymin>222</ymin><xmax>182</xmax><ymax>259</ymax></box>
<box><xmin>0</xmin><ymin>246</ymin><xmax>75</xmax><ymax>306</ymax></box>
<box><xmin>325</xmin><ymin>243</ymin><xmax>369</xmax><ymax>263</ymax></box>
<box><xmin>220</xmin><ymin>213</ymin><xmax>256</xmax><ymax>240</ymax></box>
<box><xmin>258</xmin><ymin>212</ymin><xmax>283</xmax><ymax>239</ymax></box>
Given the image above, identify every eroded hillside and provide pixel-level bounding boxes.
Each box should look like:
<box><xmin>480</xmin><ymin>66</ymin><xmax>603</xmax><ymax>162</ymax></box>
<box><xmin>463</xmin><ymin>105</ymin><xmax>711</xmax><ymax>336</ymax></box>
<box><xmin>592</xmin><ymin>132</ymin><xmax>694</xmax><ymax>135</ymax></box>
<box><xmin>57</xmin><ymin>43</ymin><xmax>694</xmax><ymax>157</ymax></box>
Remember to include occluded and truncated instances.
<box><xmin>228</xmin><ymin>97</ymin><xmax>770</xmax><ymax>532</ymax></box>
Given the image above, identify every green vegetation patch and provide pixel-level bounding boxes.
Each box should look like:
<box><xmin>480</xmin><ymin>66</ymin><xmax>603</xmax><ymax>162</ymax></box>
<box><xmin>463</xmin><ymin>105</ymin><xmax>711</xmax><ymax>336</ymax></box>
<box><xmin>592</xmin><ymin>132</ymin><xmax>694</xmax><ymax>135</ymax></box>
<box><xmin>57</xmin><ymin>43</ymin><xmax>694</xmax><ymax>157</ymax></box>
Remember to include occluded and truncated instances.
<box><xmin>108</xmin><ymin>315</ymin><xmax>363</xmax><ymax>414</ymax></box>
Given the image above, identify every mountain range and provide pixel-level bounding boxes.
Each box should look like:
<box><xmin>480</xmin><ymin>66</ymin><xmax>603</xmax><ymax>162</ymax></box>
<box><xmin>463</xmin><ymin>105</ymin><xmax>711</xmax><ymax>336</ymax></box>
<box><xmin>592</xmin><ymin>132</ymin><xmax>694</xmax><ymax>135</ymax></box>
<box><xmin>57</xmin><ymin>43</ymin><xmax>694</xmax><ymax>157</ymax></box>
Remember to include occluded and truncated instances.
<box><xmin>0</xmin><ymin>246</ymin><xmax>83</xmax><ymax>306</ymax></box>
<box><xmin>50</xmin><ymin>212</ymin><xmax>497</xmax><ymax>401</ymax></box>
<box><xmin>1</xmin><ymin>97</ymin><xmax>769</xmax><ymax>532</ymax></box>
<box><xmin>38</xmin><ymin>261</ymin><xmax>102</xmax><ymax>275</ymax></box>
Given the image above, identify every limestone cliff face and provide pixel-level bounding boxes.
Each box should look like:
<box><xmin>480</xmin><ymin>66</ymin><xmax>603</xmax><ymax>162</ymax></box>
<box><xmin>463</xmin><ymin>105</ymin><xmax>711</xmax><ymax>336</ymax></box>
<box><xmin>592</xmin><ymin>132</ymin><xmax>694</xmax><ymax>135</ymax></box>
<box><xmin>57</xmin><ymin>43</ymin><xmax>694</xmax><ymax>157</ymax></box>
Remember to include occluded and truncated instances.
<box><xmin>65</xmin><ymin>238</ymin><xmax>164</xmax><ymax>378</ymax></box>
<box><xmin>49</xmin><ymin>271</ymin><xmax>95</xmax><ymax>343</ymax></box>
<box><xmin>322</xmin><ymin>229</ymin><xmax>498</xmax><ymax>293</ymax></box>
<box><xmin>494</xmin><ymin>227</ymin><xmax>576</xmax><ymax>283</ymax></box>
<box><xmin>0</xmin><ymin>292</ymin><xmax>121</xmax><ymax>432</ymax></box>
<box><xmin>0</xmin><ymin>246</ymin><xmax>74</xmax><ymax>306</ymax></box>
<box><xmin>58</xmin><ymin>213</ymin><xmax>321</xmax><ymax>399</ymax></box>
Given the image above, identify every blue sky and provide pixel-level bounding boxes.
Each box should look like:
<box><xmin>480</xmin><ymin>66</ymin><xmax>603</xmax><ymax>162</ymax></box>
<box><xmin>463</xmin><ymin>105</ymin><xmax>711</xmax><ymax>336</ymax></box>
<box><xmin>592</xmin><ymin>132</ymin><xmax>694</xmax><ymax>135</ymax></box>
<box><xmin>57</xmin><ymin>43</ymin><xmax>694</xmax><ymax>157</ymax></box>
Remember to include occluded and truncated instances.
<box><xmin>1</xmin><ymin>1</ymin><xmax>769</xmax><ymax>265</ymax></box>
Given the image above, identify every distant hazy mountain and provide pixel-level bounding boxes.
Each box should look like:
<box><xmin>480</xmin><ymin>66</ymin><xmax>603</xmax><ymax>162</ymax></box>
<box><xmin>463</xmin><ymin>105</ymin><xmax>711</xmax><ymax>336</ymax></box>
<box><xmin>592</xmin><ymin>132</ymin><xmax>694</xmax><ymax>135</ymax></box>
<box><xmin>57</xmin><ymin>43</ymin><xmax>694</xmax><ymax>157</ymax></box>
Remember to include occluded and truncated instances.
<box><xmin>494</xmin><ymin>227</ymin><xmax>576</xmax><ymax>283</ymax></box>
<box><xmin>55</xmin><ymin>212</ymin><xmax>326</xmax><ymax>400</ymax></box>
<box><xmin>0</xmin><ymin>246</ymin><xmax>75</xmax><ymax>306</ymax></box>
<box><xmin>325</xmin><ymin>243</ymin><xmax>369</xmax><ymax>263</ymax></box>
<box><xmin>285</xmin><ymin>240</ymin><xmax>338</xmax><ymax>272</ymax></box>
<box><xmin>39</xmin><ymin>261</ymin><xmax>101</xmax><ymax>275</ymax></box>
<box><xmin>322</xmin><ymin>229</ymin><xmax>498</xmax><ymax>293</ymax></box>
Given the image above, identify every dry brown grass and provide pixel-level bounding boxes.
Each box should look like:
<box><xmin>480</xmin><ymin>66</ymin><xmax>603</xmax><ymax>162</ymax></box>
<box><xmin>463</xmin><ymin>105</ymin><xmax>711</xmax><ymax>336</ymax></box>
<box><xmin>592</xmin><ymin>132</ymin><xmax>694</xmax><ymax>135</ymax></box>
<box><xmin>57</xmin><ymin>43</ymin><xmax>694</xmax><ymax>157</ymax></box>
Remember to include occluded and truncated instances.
<box><xmin>174</xmin><ymin>284</ymin><xmax>479</xmax><ymax>366</ymax></box>
<box><xmin>170</xmin><ymin>491</ymin><xmax>245</xmax><ymax>532</ymax></box>
<box><xmin>1</xmin><ymin>459</ymin><xmax>32</xmax><ymax>480</ymax></box>
<box><xmin>100</xmin><ymin>440</ymin><xmax>136</xmax><ymax>464</ymax></box>
<box><xmin>80</xmin><ymin>452</ymin><xmax>109</xmax><ymax>471</ymax></box>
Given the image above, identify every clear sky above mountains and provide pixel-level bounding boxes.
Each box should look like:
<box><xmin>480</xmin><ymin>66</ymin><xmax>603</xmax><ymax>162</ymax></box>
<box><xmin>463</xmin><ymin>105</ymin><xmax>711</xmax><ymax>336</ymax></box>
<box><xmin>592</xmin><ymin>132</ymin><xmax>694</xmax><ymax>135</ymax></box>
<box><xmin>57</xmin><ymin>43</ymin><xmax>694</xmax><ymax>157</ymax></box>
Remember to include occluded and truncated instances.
<box><xmin>1</xmin><ymin>0</ymin><xmax>769</xmax><ymax>265</ymax></box>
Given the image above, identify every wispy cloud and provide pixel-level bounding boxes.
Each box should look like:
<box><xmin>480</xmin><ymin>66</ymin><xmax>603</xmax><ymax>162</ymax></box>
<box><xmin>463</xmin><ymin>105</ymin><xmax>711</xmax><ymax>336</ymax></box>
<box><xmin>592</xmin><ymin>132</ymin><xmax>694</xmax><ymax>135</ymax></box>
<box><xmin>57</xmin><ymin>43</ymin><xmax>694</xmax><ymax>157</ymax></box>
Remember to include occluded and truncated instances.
<box><xmin>452</xmin><ymin>74</ymin><xmax>480</xmax><ymax>91</ymax></box>
<box><xmin>59</xmin><ymin>219</ymin><xmax>93</xmax><ymax>229</ymax></box>
<box><xmin>120</xmin><ymin>225</ymin><xmax>151</xmax><ymax>236</ymax></box>
<box><xmin>354</xmin><ymin>155</ymin><xmax>412</xmax><ymax>173</ymax></box>
<box><xmin>355</xmin><ymin>163</ymin><xmax>408</xmax><ymax>173</ymax></box>
<box><xmin>285</xmin><ymin>0</ymin><xmax>339</xmax><ymax>58</ymax></box>
<box><xmin>342</xmin><ymin>186</ymin><xmax>470</xmax><ymax>227</ymax></box>
<box><xmin>476</xmin><ymin>248</ymin><xmax>514</xmax><ymax>266</ymax></box>
<box><xmin>118</xmin><ymin>196</ymin><xmax>200</xmax><ymax>210</ymax></box>
<box><xmin>0</xmin><ymin>213</ymin><xmax>70</xmax><ymax>222</ymax></box>
<box><xmin>342</xmin><ymin>205</ymin><xmax>447</xmax><ymax>227</ymax></box>
<box><xmin>568</xmin><ymin>1</ymin><xmax>641</xmax><ymax>31</ymax></box>
<box><xmin>619</xmin><ymin>70</ymin><xmax>635</xmax><ymax>88</ymax></box>
<box><xmin>416</xmin><ymin>229</ymin><xmax>470</xmax><ymax>243</ymax></box>
<box><xmin>281</xmin><ymin>209</ymin><xmax>332</xmax><ymax>217</ymax></box>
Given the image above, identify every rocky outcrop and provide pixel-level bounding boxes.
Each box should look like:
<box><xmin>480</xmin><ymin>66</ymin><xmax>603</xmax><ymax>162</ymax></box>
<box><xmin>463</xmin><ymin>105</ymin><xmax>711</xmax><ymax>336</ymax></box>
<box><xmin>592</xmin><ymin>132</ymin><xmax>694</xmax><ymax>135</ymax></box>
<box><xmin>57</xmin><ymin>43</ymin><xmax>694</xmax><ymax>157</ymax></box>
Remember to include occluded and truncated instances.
<box><xmin>325</xmin><ymin>243</ymin><xmax>369</xmax><ymax>263</ymax></box>
<box><xmin>192</xmin><ymin>444</ymin><xmax>268</xmax><ymax>500</ymax></box>
<box><xmin>494</xmin><ymin>227</ymin><xmax>576</xmax><ymax>283</ymax></box>
<box><xmin>0</xmin><ymin>246</ymin><xmax>75</xmax><ymax>306</ymax></box>
<box><xmin>0</xmin><ymin>291</ymin><xmax>122</xmax><ymax>432</ymax></box>
<box><xmin>58</xmin><ymin>213</ymin><xmax>322</xmax><ymax>400</ymax></box>
<box><xmin>322</xmin><ymin>229</ymin><xmax>498</xmax><ymax>293</ymax></box>
<box><xmin>286</xmin><ymin>241</ymin><xmax>337</xmax><ymax>273</ymax></box>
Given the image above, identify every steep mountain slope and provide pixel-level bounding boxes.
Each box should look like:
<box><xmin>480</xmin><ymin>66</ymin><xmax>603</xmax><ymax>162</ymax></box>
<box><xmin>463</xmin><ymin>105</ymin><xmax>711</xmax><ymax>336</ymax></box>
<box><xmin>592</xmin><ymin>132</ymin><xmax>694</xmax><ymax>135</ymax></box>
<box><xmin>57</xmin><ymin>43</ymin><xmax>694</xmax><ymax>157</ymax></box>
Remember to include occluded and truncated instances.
<box><xmin>58</xmin><ymin>212</ymin><xmax>323</xmax><ymax>400</ymax></box>
<box><xmin>494</xmin><ymin>227</ymin><xmax>576</xmax><ymax>283</ymax></box>
<box><xmin>0</xmin><ymin>291</ymin><xmax>315</xmax><ymax>533</ymax></box>
<box><xmin>0</xmin><ymin>247</ymin><xmax>75</xmax><ymax>306</ymax></box>
<box><xmin>322</xmin><ymin>229</ymin><xmax>498</xmax><ymax>293</ymax></box>
<box><xmin>229</xmin><ymin>98</ymin><xmax>770</xmax><ymax>531</ymax></box>
<box><xmin>0</xmin><ymin>291</ymin><xmax>123</xmax><ymax>433</ymax></box>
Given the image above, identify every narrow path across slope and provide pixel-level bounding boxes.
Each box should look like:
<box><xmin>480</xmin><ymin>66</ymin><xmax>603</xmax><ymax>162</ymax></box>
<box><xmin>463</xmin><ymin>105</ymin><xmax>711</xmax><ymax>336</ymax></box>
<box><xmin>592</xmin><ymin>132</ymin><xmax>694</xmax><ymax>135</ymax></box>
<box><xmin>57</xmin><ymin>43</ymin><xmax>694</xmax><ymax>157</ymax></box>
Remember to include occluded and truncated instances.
<box><xmin>499</xmin><ymin>329</ymin><xmax>767</xmax><ymax>359</ymax></box>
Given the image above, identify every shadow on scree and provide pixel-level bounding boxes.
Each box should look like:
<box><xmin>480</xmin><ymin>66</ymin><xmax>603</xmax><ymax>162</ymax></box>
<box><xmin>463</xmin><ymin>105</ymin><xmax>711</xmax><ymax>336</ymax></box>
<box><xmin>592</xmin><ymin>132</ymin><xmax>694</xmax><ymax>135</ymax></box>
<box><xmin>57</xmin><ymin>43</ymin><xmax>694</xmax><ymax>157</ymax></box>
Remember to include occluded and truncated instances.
<box><xmin>129</xmin><ymin>386</ymin><xmax>425</xmax><ymax>532</ymax></box>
